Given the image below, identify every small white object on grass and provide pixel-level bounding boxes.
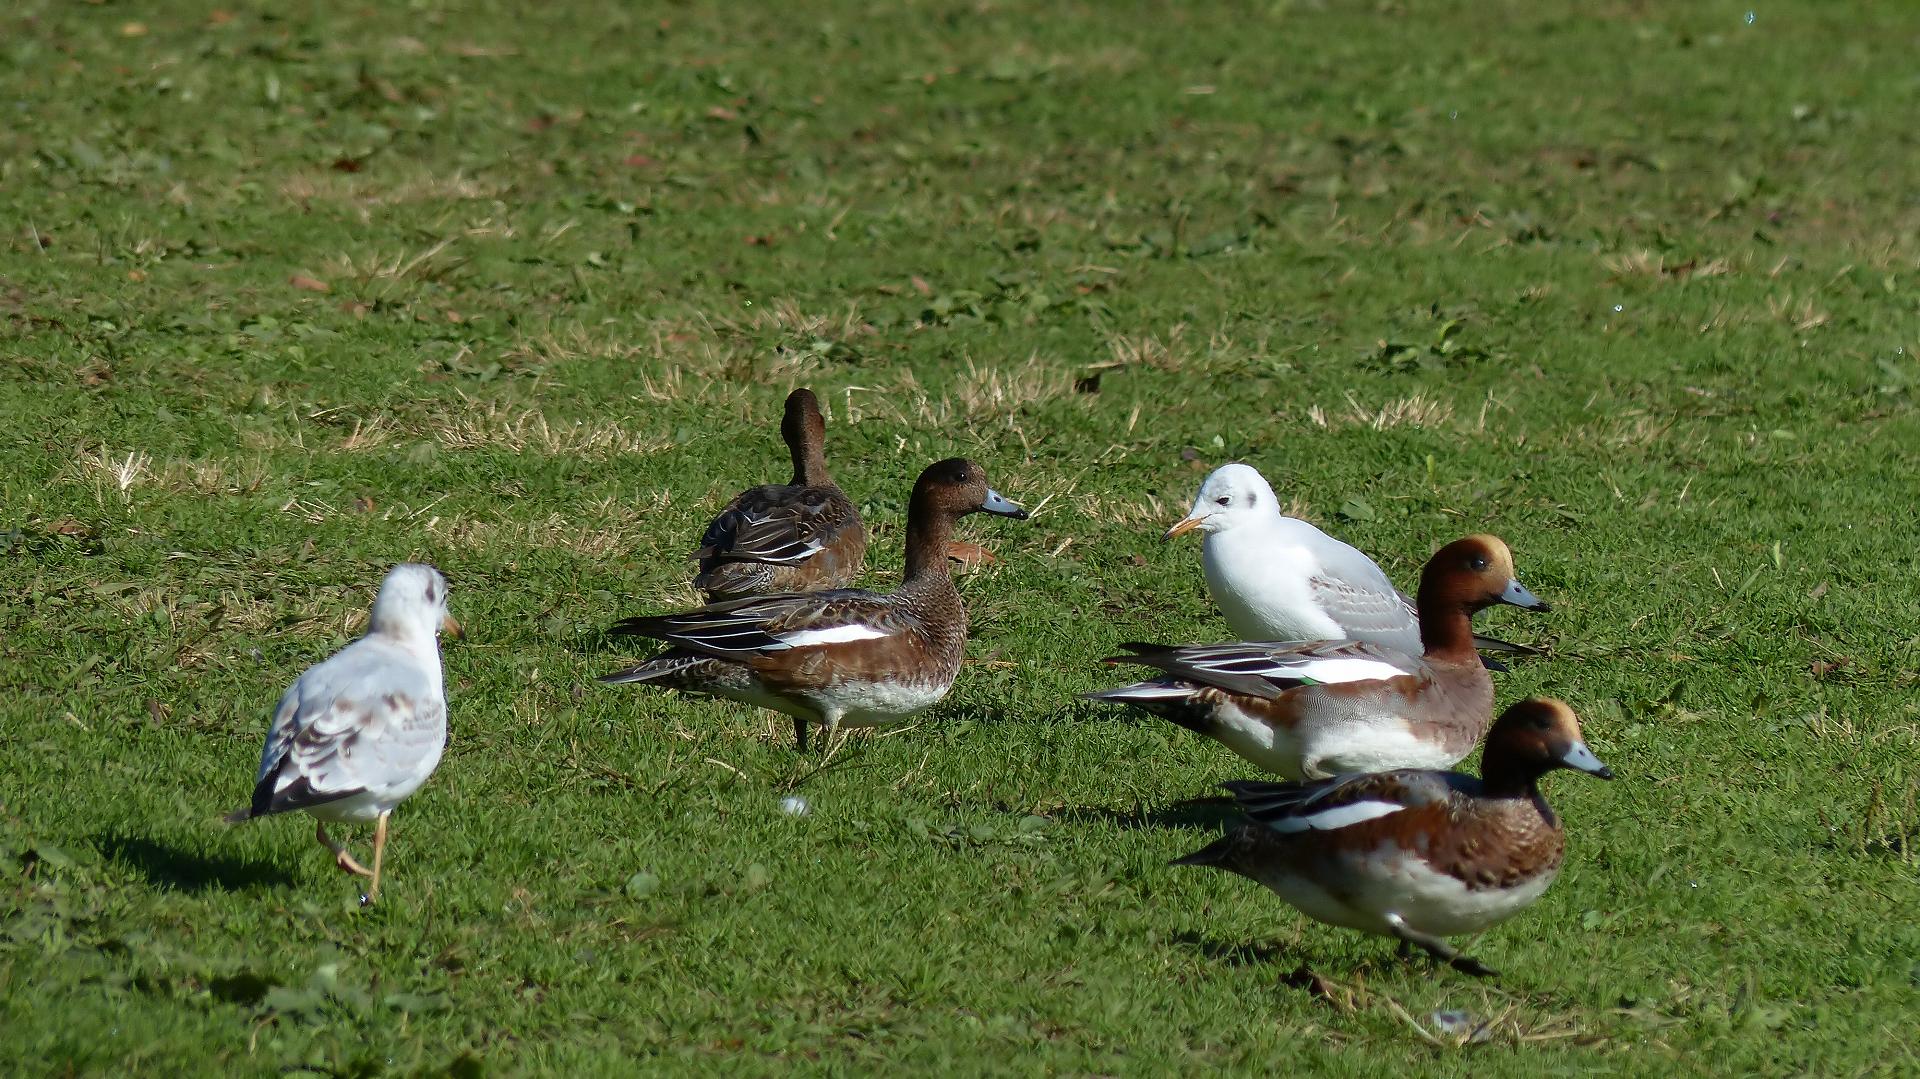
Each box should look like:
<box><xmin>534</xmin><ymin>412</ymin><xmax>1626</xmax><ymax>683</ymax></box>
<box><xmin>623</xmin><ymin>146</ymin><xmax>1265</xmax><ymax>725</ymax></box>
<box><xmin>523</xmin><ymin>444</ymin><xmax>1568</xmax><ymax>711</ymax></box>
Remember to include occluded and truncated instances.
<box><xmin>779</xmin><ymin>795</ymin><xmax>810</xmax><ymax>816</ymax></box>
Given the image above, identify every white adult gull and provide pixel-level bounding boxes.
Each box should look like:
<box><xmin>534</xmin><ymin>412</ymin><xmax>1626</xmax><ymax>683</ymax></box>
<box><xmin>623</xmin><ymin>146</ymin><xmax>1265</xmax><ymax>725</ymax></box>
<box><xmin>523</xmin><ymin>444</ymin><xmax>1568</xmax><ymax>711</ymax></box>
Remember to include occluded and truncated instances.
<box><xmin>225</xmin><ymin>563</ymin><xmax>461</xmax><ymax>905</ymax></box>
<box><xmin>1165</xmin><ymin>462</ymin><xmax>1538</xmax><ymax>664</ymax></box>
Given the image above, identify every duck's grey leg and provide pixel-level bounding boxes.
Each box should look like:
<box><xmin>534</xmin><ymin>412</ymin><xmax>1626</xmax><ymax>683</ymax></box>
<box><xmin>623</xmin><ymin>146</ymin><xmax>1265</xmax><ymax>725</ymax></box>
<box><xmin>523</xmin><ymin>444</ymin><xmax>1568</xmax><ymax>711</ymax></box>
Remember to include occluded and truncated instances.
<box><xmin>1384</xmin><ymin>914</ymin><xmax>1496</xmax><ymax>978</ymax></box>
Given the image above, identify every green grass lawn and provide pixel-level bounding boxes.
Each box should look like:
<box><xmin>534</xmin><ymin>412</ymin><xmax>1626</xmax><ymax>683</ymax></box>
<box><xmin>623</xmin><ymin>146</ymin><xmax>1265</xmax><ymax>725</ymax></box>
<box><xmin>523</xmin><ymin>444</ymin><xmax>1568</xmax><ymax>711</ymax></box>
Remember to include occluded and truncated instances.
<box><xmin>4</xmin><ymin>0</ymin><xmax>1919</xmax><ymax>1072</ymax></box>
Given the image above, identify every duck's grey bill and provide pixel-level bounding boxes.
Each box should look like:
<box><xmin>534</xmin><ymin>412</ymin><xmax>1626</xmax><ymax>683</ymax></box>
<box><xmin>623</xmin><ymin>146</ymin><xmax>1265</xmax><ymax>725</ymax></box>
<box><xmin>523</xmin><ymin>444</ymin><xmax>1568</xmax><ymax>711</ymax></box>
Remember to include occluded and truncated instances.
<box><xmin>981</xmin><ymin>488</ymin><xmax>1029</xmax><ymax>519</ymax></box>
<box><xmin>1560</xmin><ymin>740</ymin><xmax>1613</xmax><ymax>779</ymax></box>
<box><xmin>1500</xmin><ymin>578</ymin><xmax>1550</xmax><ymax>611</ymax></box>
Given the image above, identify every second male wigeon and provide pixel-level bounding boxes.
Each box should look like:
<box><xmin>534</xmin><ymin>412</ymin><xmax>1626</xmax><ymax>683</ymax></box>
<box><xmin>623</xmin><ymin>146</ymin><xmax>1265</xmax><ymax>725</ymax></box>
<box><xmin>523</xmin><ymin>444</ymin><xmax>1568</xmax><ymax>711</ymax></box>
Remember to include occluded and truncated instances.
<box><xmin>1088</xmin><ymin>535</ymin><xmax>1548</xmax><ymax>779</ymax></box>
<box><xmin>1166</xmin><ymin>463</ymin><xmax>1538</xmax><ymax>667</ymax></box>
<box><xmin>603</xmin><ymin>458</ymin><xmax>1027</xmax><ymax>752</ymax></box>
<box><xmin>1173</xmin><ymin>698</ymin><xmax>1612</xmax><ymax>977</ymax></box>
<box><xmin>693</xmin><ymin>387</ymin><xmax>867</xmax><ymax>601</ymax></box>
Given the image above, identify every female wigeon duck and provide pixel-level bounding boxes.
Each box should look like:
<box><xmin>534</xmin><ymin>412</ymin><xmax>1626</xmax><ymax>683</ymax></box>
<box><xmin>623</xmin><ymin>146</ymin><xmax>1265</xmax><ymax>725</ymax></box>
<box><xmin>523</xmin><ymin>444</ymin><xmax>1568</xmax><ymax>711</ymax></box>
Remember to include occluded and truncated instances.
<box><xmin>1173</xmin><ymin>697</ymin><xmax>1612</xmax><ymax>977</ymax></box>
<box><xmin>602</xmin><ymin>458</ymin><xmax>1028</xmax><ymax>751</ymax></box>
<box><xmin>1166</xmin><ymin>463</ymin><xmax>1537</xmax><ymax>667</ymax></box>
<box><xmin>1088</xmin><ymin>535</ymin><xmax>1548</xmax><ymax>779</ymax></box>
<box><xmin>693</xmin><ymin>387</ymin><xmax>867</xmax><ymax>601</ymax></box>
<box><xmin>226</xmin><ymin>564</ymin><xmax>462</xmax><ymax>905</ymax></box>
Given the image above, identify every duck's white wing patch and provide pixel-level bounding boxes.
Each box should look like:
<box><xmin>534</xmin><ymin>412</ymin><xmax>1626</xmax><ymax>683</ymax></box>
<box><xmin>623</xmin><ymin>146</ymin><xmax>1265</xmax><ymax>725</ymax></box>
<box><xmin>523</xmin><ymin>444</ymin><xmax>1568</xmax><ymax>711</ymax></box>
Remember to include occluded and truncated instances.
<box><xmin>1265</xmin><ymin>799</ymin><xmax>1404</xmax><ymax>833</ymax></box>
<box><xmin>1157</xmin><ymin>641</ymin><xmax>1416</xmax><ymax>690</ymax></box>
<box><xmin>776</xmin><ymin>623</ymin><xmax>891</xmax><ymax>648</ymax></box>
<box><xmin>1086</xmin><ymin>682</ymin><xmax>1198</xmax><ymax>703</ymax></box>
<box><xmin>1269</xmin><ymin>655</ymin><xmax>1408</xmax><ymax>685</ymax></box>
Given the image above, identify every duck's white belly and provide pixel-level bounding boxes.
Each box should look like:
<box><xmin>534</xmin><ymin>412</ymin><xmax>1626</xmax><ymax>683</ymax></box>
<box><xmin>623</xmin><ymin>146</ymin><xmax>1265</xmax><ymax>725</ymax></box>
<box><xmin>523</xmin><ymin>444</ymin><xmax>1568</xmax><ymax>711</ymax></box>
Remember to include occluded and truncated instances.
<box><xmin>1308</xmin><ymin>723</ymin><xmax>1458</xmax><ymax>778</ymax></box>
<box><xmin>815</xmin><ymin>678</ymin><xmax>951</xmax><ymax>728</ymax></box>
<box><xmin>1260</xmin><ymin>853</ymin><xmax>1558</xmax><ymax>938</ymax></box>
<box><xmin>1207</xmin><ymin>698</ymin><xmax>1307</xmax><ymax>780</ymax></box>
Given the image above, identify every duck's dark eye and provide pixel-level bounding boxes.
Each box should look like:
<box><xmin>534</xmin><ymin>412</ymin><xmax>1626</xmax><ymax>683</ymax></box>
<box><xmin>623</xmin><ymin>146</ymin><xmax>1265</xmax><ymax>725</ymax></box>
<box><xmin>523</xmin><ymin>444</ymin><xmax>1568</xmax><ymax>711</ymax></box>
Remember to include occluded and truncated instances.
<box><xmin>1469</xmin><ymin>555</ymin><xmax>1489</xmax><ymax>571</ymax></box>
<box><xmin>1215</xmin><ymin>496</ymin><xmax>1230</xmax><ymax>506</ymax></box>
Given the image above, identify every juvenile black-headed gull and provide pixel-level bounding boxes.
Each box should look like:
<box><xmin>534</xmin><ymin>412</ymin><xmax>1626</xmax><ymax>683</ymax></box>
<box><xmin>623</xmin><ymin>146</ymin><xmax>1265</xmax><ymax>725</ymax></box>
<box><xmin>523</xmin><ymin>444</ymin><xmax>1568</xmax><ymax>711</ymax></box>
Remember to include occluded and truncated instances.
<box><xmin>226</xmin><ymin>563</ymin><xmax>460</xmax><ymax>904</ymax></box>
<box><xmin>1172</xmin><ymin>698</ymin><xmax>1612</xmax><ymax>978</ymax></box>
<box><xmin>1165</xmin><ymin>463</ymin><xmax>1538</xmax><ymax>662</ymax></box>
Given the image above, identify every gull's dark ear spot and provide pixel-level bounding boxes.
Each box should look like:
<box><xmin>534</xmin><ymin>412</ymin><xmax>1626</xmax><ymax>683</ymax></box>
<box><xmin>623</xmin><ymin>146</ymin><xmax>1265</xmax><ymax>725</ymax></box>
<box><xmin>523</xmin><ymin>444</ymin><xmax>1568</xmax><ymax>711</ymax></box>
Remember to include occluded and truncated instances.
<box><xmin>424</xmin><ymin>580</ymin><xmax>439</xmax><ymax>605</ymax></box>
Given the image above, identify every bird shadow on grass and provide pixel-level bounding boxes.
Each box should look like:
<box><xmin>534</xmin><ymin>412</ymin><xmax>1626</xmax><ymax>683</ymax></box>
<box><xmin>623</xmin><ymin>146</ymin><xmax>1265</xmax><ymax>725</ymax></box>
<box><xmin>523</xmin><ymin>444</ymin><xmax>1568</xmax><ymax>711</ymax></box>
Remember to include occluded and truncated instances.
<box><xmin>1170</xmin><ymin>931</ymin><xmax>1364</xmax><ymax>999</ymax></box>
<box><xmin>96</xmin><ymin>832</ymin><xmax>295</xmax><ymax>894</ymax></box>
<box><xmin>1055</xmin><ymin>796</ymin><xmax>1241</xmax><ymax>833</ymax></box>
<box><xmin>1171</xmin><ymin>930</ymin><xmax>1296</xmax><ymax>967</ymax></box>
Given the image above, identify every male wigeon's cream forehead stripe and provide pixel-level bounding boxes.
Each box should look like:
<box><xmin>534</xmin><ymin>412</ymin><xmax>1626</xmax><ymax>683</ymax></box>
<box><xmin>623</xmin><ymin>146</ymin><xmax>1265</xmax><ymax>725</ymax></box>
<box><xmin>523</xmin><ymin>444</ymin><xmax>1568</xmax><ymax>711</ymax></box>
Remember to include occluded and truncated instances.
<box><xmin>1263</xmin><ymin>798</ymin><xmax>1405</xmax><ymax>833</ymax></box>
<box><xmin>776</xmin><ymin>624</ymin><xmax>892</xmax><ymax>648</ymax></box>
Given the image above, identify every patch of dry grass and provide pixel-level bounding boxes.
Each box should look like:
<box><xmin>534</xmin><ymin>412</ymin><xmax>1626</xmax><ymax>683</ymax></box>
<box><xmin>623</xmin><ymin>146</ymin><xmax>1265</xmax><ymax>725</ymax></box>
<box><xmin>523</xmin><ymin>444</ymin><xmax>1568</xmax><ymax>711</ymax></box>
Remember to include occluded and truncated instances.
<box><xmin>281</xmin><ymin>169</ymin><xmax>505</xmax><ymax>211</ymax></box>
<box><xmin>249</xmin><ymin>396</ymin><xmax>672</xmax><ymax>459</ymax></box>
<box><xmin>500</xmin><ymin>325</ymin><xmax>649</xmax><ymax>371</ymax></box>
<box><xmin>606</xmin><ymin>300</ymin><xmax>886</xmax><ymax>395</ymax></box>
<box><xmin>81</xmin><ymin>575</ymin><xmax>366</xmax><ymax>652</ymax></box>
<box><xmin>1103</xmin><ymin>325</ymin><xmax>1192</xmax><ymax>373</ymax></box>
<box><xmin>1306</xmin><ymin>391</ymin><xmax>1456</xmax><ymax>432</ymax></box>
<box><xmin>64</xmin><ymin>448</ymin><xmax>272</xmax><ymax>504</ymax></box>
<box><xmin>427</xmin><ymin>400</ymin><xmax>669</xmax><ymax>457</ymax></box>
<box><xmin>1602</xmin><ymin>249</ymin><xmax>1736</xmax><ymax>280</ymax></box>
<box><xmin>326</xmin><ymin>237</ymin><xmax>468</xmax><ymax>288</ymax></box>
<box><xmin>817</xmin><ymin>355</ymin><xmax>1089</xmax><ymax>468</ymax></box>
<box><xmin>1766</xmin><ymin>290</ymin><xmax>1831</xmax><ymax>332</ymax></box>
<box><xmin>277</xmin><ymin>490</ymin><xmax>680</xmax><ymax>563</ymax></box>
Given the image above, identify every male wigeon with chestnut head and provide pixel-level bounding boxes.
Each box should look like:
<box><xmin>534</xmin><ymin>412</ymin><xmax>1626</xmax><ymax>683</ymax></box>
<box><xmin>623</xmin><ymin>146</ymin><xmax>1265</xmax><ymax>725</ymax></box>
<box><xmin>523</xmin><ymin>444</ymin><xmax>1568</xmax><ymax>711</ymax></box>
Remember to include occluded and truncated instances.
<box><xmin>1173</xmin><ymin>697</ymin><xmax>1612</xmax><ymax>978</ymax></box>
<box><xmin>1088</xmin><ymin>534</ymin><xmax>1548</xmax><ymax>779</ymax></box>
<box><xmin>603</xmin><ymin>457</ymin><xmax>1027</xmax><ymax>752</ymax></box>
